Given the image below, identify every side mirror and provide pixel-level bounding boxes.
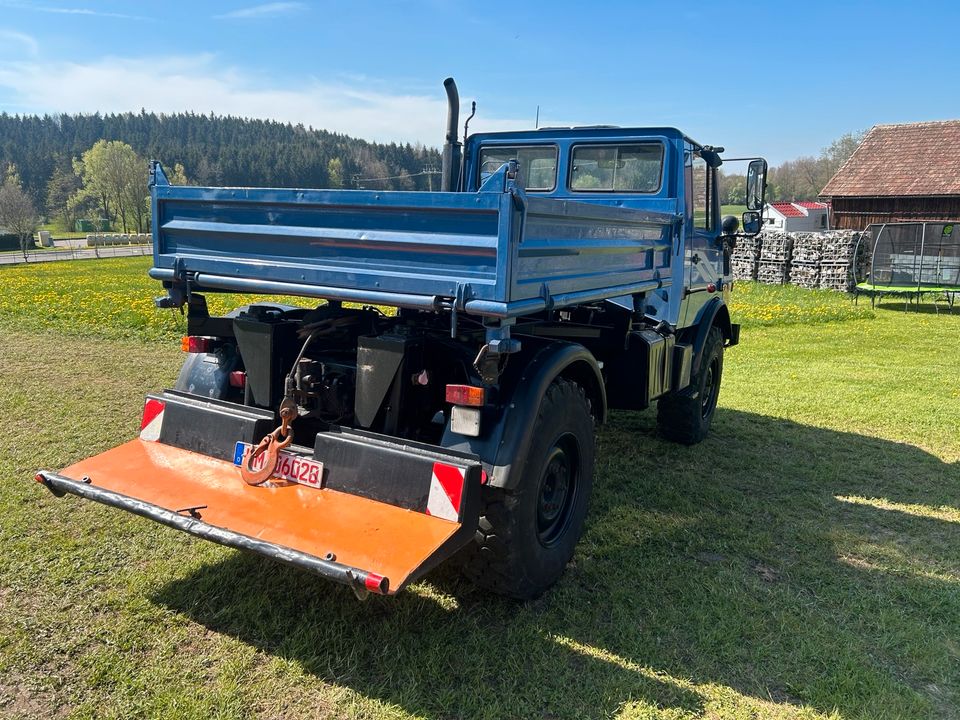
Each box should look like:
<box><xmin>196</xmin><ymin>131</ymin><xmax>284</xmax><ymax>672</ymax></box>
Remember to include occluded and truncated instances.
<box><xmin>746</xmin><ymin>159</ymin><xmax>767</xmax><ymax>211</ymax></box>
<box><xmin>742</xmin><ymin>211</ymin><xmax>762</xmax><ymax>236</ymax></box>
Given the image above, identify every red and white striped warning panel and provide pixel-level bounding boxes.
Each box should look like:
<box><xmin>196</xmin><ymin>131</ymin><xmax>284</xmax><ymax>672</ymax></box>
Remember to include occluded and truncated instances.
<box><xmin>425</xmin><ymin>462</ymin><xmax>465</xmax><ymax>522</ymax></box>
<box><xmin>139</xmin><ymin>398</ymin><xmax>165</xmax><ymax>442</ymax></box>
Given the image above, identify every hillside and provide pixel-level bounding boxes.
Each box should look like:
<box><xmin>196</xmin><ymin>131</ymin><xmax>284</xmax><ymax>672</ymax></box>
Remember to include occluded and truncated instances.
<box><xmin>0</xmin><ymin>111</ymin><xmax>442</xmax><ymax>206</ymax></box>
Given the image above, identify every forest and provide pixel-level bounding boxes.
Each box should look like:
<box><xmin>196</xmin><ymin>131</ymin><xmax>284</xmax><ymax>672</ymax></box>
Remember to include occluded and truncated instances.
<box><xmin>0</xmin><ymin>111</ymin><xmax>442</xmax><ymax>213</ymax></box>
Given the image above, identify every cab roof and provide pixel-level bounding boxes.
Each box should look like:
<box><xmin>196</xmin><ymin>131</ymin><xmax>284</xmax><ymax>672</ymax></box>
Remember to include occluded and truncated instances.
<box><xmin>466</xmin><ymin>126</ymin><xmax>706</xmax><ymax>151</ymax></box>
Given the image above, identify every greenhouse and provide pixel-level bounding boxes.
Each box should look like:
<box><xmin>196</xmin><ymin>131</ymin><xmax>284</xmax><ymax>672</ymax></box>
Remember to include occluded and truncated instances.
<box><xmin>854</xmin><ymin>222</ymin><xmax>960</xmax><ymax>310</ymax></box>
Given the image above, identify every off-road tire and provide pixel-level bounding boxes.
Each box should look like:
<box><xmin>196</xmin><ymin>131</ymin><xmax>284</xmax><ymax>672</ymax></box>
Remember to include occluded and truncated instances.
<box><xmin>458</xmin><ymin>378</ymin><xmax>596</xmax><ymax>600</ymax></box>
<box><xmin>656</xmin><ymin>326</ymin><xmax>724</xmax><ymax>445</ymax></box>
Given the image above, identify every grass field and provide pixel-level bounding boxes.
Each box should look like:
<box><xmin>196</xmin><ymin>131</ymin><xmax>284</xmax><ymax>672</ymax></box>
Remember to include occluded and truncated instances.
<box><xmin>0</xmin><ymin>257</ymin><xmax>957</xmax><ymax>719</ymax></box>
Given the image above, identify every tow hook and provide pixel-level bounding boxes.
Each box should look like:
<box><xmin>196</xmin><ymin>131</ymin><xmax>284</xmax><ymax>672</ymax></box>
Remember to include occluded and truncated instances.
<box><xmin>240</xmin><ymin>396</ymin><xmax>298</xmax><ymax>486</ymax></box>
<box><xmin>240</xmin><ymin>425</ymin><xmax>293</xmax><ymax>485</ymax></box>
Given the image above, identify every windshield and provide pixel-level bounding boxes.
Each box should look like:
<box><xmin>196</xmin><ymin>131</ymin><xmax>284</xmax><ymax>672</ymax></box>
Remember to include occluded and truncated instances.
<box><xmin>478</xmin><ymin>145</ymin><xmax>558</xmax><ymax>191</ymax></box>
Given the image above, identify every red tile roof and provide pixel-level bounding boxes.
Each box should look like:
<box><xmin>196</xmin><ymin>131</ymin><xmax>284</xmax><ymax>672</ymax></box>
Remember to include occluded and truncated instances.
<box><xmin>795</xmin><ymin>201</ymin><xmax>827</xmax><ymax>209</ymax></box>
<box><xmin>821</xmin><ymin>120</ymin><xmax>960</xmax><ymax>197</ymax></box>
<box><xmin>769</xmin><ymin>202</ymin><xmax>805</xmax><ymax>217</ymax></box>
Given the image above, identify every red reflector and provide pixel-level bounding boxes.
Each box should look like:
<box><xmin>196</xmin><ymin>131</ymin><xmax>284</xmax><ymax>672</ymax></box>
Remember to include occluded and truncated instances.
<box><xmin>480</xmin><ymin>469</ymin><xmax>488</xmax><ymax>485</ymax></box>
<box><xmin>229</xmin><ymin>371</ymin><xmax>246</xmax><ymax>388</ymax></box>
<box><xmin>445</xmin><ymin>384</ymin><xmax>485</xmax><ymax>406</ymax></box>
<box><xmin>364</xmin><ymin>573</ymin><xmax>387</xmax><ymax>593</ymax></box>
<box><xmin>707</xmin><ymin>283</ymin><xmax>717</xmax><ymax>293</ymax></box>
<box><xmin>141</xmin><ymin>398</ymin><xmax>165</xmax><ymax>431</ymax></box>
<box><xmin>181</xmin><ymin>336</ymin><xmax>212</xmax><ymax>353</ymax></box>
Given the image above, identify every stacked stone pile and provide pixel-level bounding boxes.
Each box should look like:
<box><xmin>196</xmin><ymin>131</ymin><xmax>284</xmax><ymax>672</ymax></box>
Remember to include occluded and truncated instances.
<box><xmin>818</xmin><ymin>231</ymin><xmax>865</xmax><ymax>292</ymax></box>
<box><xmin>757</xmin><ymin>232</ymin><xmax>793</xmax><ymax>284</ymax></box>
<box><xmin>731</xmin><ymin>235</ymin><xmax>762</xmax><ymax>281</ymax></box>
<box><xmin>789</xmin><ymin>233</ymin><xmax>823</xmax><ymax>289</ymax></box>
<box><xmin>747</xmin><ymin>229</ymin><xmax>867</xmax><ymax>292</ymax></box>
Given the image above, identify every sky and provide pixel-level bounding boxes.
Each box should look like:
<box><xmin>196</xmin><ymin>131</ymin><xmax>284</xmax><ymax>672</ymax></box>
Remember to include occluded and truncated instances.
<box><xmin>0</xmin><ymin>0</ymin><xmax>958</xmax><ymax>165</ymax></box>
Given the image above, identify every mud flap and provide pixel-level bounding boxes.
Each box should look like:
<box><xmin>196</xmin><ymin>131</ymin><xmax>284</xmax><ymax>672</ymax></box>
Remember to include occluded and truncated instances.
<box><xmin>37</xmin><ymin>438</ymin><xmax>481</xmax><ymax>596</ymax></box>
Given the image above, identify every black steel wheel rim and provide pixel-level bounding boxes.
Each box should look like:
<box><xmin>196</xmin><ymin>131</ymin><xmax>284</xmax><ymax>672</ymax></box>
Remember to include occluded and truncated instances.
<box><xmin>701</xmin><ymin>356</ymin><xmax>719</xmax><ymax>419</ymax></box>
<box><xmin>536</xmin><ymin>434</ymin><xmax>580</xmax><ymax>547</ymax></box>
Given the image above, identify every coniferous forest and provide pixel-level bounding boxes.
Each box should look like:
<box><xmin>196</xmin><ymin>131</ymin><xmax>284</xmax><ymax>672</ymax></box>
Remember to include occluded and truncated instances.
<box><xmin>0</xmin><ymin>110</ymin><xmax>443</xmax><ymax>211</ymax></box>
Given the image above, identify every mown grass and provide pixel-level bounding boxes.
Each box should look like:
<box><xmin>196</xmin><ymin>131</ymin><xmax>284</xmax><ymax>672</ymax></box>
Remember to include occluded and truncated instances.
<box><xmin>0</xmin><ymin>258</ymin><xmax>957</xmax><ymax>719</ymax></box>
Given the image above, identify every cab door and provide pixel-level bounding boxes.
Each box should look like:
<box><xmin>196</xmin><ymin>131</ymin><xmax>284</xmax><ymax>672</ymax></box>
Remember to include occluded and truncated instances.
<box><xmin>681</xmin><ymin>150</ymin><xmax>722</xmax><ymax>327</ymax></box>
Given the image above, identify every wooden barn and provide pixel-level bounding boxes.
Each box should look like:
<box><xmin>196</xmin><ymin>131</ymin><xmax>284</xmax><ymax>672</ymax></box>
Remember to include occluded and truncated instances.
<box><xmin>820</xmin><ymin>120</ymin><xmax>960</xmax><ymax>230</ymax></box>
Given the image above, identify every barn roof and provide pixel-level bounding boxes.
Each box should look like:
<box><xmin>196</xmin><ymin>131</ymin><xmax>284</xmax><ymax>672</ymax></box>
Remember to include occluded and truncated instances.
<box><xmin>821</xmin><ymin>120</ymin><xmax>960</xmax><ymax>198</ymax></box>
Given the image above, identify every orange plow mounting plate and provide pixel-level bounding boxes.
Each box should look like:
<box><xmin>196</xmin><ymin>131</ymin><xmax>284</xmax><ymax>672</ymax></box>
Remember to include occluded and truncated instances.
<box><xmin>39</xmin><ymin>439</ymin><xmax>479</xmax><ymax>595</ymax></box>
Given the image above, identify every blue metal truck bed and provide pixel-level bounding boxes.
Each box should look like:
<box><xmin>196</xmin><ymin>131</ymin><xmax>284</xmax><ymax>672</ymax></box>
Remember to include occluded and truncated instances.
<box><xmin>148</xmin><ymin>161</ymin><xmax>675</xmax><ymax>319</ymax></box>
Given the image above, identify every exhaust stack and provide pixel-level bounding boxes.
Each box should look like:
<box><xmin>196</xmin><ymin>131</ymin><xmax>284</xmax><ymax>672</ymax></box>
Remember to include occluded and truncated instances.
<box><xmin>440</xmin><ymin>77</ymin><xmax>461</xmax><ymax>192</ymax></box>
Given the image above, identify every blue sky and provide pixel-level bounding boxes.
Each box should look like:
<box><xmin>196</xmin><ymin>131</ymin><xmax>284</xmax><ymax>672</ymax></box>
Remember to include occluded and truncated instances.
<box><xmin>0</xmin><ymin>0</ymin><xmax>957</xmax><ymax>165</ymax></box>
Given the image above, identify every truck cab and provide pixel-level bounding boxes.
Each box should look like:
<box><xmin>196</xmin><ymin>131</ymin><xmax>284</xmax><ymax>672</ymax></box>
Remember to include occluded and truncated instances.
<box><xmin>464</xmin><ymin>126</ymin><xmax>753</xmax><ymax>332</ymax></box>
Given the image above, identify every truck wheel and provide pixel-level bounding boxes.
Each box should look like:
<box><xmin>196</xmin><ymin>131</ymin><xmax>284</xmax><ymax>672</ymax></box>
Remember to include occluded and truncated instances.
<box><xmin>656</xmin><ymin>326</ymin><xmax>724</xmax><ymax>445</ymax></box>
<box><xmin>458</xmin><ymin>379</ymin><xmax>595</xmax><ymax>600</ymax></box>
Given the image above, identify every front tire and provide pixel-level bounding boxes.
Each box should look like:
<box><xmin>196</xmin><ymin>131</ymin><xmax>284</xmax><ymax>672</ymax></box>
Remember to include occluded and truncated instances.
<box><xmin>656</xmin><ymin>326</ymin><xmax>724</xmax><ymax>445</ymax></box>
<box><xmin>458</xmin><ymin>379</ymin><xmax>596</xmax><ymax>600</ymax></box>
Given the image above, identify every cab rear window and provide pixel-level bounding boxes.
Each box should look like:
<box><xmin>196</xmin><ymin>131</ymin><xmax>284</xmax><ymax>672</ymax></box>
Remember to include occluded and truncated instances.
<box><xmin>478</xmin><ymin>146</ymin><xmax>557</xmax><ymax>191</ymax></box>
<box><xmin>569</xmin><ymin>143</ymin><xmax>663</xmax><ymax>193</ymax></box>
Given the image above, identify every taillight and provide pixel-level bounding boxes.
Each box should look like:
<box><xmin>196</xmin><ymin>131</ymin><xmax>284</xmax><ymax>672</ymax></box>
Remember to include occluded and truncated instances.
<box><xmin>181</xmin><ymin>336</ymin><xmax>213</xmax><ymax>353</ymax></box>
<box><xmin>445</xmin><ymin>384</ymin><xmax>485</xmax><ymax>407</ymax></box>
<box><xmin>229</xmin><ymin>371</ymin><xmax>246</xmax><ymax>388</ymax></box>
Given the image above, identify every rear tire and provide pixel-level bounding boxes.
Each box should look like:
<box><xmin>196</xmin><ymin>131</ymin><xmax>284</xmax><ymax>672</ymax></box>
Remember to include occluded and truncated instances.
<box><xmin>656</xmin><ymin>326</ymin><xmax>724</xmax><ymax>445</ymax></box>
<box><xmin>458</xmin><ymin>378</ymin><xmax>595</xmax><ymax>600</ymax></box>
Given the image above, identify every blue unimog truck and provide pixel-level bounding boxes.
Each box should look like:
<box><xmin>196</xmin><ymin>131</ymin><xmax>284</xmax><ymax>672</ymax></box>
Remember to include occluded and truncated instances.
<box><xmin>37</xmin><ymin>79</ymin><xmax>767</xmax><ymax>599</ymax></box>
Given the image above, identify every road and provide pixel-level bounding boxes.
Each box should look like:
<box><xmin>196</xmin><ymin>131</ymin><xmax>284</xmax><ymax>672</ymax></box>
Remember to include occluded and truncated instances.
<box><xmin>0</xmin><ymin>245</ymin><xmax>151</xmax><ymax>265</ymax></box>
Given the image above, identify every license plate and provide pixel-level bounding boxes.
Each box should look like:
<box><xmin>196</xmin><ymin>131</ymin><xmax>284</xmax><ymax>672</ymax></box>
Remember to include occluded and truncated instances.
<box><xmin>233</xmin><ymin>442</ymin><xmax>324</xmax><ymax>488</ymax></box>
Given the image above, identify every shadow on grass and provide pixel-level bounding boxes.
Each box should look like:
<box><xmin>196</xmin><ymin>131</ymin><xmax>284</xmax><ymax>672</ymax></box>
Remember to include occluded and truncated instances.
<box><xmin>152</xmin><ymin>409</ymin><xmax>960</xmax><ymax>719</ymax></box>
<box><xmin>863</xmin><ymin>297</ymin><xmax>959</xmax><ymax>315</ymax></box>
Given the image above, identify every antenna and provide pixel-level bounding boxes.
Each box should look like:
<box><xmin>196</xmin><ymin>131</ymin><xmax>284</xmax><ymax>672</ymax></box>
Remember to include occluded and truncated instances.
<box><xmin>535</xmin><ymin>105</ymin><xmax>540</xmax><ymax>129</ymax></box>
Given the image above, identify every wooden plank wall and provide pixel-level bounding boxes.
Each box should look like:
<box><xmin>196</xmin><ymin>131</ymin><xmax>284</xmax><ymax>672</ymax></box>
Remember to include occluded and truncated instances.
<box><xmin>828</xmin><ymin>196</ymin><xmax>960</xmax><ymax>230</ymax></box>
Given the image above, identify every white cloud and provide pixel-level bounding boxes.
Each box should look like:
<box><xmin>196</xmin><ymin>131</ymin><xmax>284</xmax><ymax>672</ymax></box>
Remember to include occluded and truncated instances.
<box><xmin>0</xmin><ymin>29</ymin><xmax>38</xmax><ymax>57</ymax></box>
<box><xmin>215</xmin><ymin>2</ymin><xmax>305</xmax><ymax>19</ymax></box>
<box><xmin>0</xmin><ymin>2</ymin><xmax>149</xmax><ymax>20</ymax></box>
<box><xmin>0</xmin><ymin>54</ymin><xmax>531</xmax><ymax>145</ymax></box>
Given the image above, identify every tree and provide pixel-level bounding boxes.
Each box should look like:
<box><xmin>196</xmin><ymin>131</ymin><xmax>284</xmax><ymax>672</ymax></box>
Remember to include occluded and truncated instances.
<box><xmin>766</xmin><ymin>131</ymin><xmax>865</xmax><ymax>202</ymax></box>
<box><xmin>822</xmin><ymin>131</ymin><xmax>864</xmax><ymax>168</ymax></box>
<box><xmin>718</xmin><ymin>172</ymin><xmax>746</xmax><ymax>205</ymax></box>
<box><xmin>71</xmin><ymin>140</ymin><xmax>149</xmax><ymax>232</ymax></box>
<box><xmin>46</xmin><ymin>162</ymin><xmax>81</xmax><ymax>231</ymax></box>
<box><xmin>326</xmin><ymin>157</ymin><xmax>343</xmax><ymax>189</ymax></box>
<box><xmin>0</xmin><ymin>165</ymin><xmax>39</xmax><ymax>261</ymax></box>
<box><xmin>168</xmin><ymin>162</ymin><xmax>189</xmax><ymax>185</ymax></box>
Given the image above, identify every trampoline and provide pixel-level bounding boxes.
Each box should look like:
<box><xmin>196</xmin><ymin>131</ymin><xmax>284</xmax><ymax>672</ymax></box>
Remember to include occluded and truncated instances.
<box><xmin>853</xmin><ymin>222</ymin><xmax>960</xmax><ymax>311</ymax></box>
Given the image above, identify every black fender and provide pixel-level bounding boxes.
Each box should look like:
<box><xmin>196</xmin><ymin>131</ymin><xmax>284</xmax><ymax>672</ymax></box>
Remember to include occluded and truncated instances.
<box><xmin>689</xmin><ymin>298</ymin><xmax>734</xmax><ymax>374</ymax></box>
<box><xmin>441</xmin><ymin>340</ymin><xmax>606</xmax><ymax>491</ymax></box>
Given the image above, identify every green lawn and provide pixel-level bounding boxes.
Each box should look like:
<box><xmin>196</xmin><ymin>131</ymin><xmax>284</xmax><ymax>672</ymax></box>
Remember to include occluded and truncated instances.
<box><xmin>0</xmin><ymin>258</ymin><xmax>957</xmax><ymax>719</ymax></box>
<box><xmin>720</xmin><ymin>204</ymin><xmax>749</xmax><ymax>218</ymax></box>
